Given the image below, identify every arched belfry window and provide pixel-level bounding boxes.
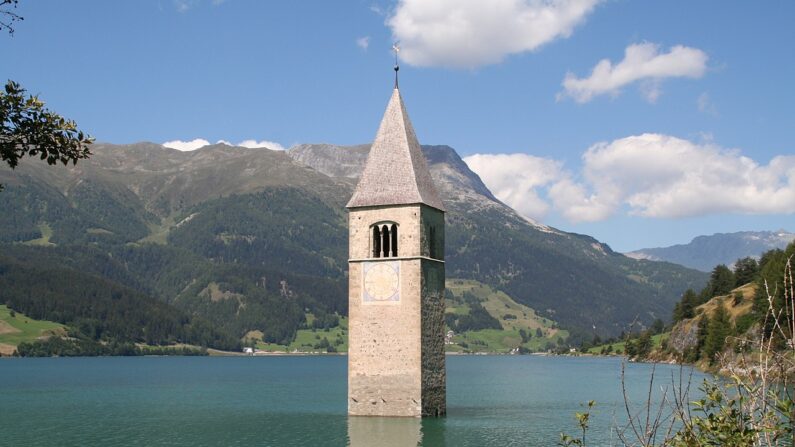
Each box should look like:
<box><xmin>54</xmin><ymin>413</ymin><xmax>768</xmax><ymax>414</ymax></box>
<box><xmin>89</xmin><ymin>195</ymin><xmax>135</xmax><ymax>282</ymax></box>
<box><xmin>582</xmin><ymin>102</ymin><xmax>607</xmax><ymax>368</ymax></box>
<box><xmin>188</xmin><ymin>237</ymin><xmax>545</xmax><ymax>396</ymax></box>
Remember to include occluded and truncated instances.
<box><xmin>371</xmin><ymin>222</ymin><xmax>398</xmax><ymax>258</ymax></box>
<box><xmin>391</xmin><ymin>224</ymin><xmax>398</xmax><ymax>257</ymax></box>
<box><xmin>381</xmin><ymin>225</ymin><xmax>391</xmax><ymax>258</ymax></box>
<box><xmin>372</xmin><ymin>226</ymin><xmax>381</xmax><ymax>258</ymax></box>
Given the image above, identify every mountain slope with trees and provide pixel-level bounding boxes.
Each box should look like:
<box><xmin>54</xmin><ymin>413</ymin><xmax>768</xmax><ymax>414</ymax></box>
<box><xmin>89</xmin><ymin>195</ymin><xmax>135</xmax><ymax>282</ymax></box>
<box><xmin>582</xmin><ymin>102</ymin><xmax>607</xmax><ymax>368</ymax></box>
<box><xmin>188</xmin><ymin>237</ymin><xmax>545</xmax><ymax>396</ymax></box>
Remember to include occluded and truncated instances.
<box><xmin>0</xmin><ymin>142</ymin><xmax>707</xmax><ymax>351</ymax></box>
<box><xmin>291</xmin><ymin>143</ymin><xmax>707</xmax><ymax>339</ymax></box>
<box><xmin>0</xmin><ymin>250</ymin><xmax>239</xmax><ymax>354</ymax></box>
<box><xmin>613</xmin><ymin>242</ymin><xmax>795</xmax><ymax>368</ymax></box>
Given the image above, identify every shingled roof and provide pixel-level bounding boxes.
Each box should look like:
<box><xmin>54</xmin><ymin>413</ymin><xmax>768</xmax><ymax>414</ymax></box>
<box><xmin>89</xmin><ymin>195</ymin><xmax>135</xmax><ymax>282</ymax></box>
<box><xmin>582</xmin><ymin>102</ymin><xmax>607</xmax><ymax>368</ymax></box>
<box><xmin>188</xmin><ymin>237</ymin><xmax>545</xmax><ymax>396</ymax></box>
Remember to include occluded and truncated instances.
<box><xmin>346</xmin><ymin>88</ymin><xmax>445</xmax><ymax>212</ymax></box>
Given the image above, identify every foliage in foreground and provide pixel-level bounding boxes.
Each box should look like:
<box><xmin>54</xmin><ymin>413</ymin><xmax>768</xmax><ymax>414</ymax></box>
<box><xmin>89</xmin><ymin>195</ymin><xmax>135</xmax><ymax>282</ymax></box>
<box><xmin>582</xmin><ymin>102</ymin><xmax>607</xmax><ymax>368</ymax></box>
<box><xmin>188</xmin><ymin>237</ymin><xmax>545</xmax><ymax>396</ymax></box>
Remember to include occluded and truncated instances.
<box><xmin>561</xmin><ymin>377</ymin><xmax>789</xmax><ymax>447</ymax></box>
<box><xmin>2</xmin><ymin>4</ymin><xmax>92</xmax><ymax>190</ymax></box>
<box><xmin>1</xmin><ymin>80</ymin><xmax>93</xmax><ymax>190</ymax></box>
<box><xmin>562</xmin><ymin>256</ymin><xmax>795</xmax><ymax>446</ymax></box>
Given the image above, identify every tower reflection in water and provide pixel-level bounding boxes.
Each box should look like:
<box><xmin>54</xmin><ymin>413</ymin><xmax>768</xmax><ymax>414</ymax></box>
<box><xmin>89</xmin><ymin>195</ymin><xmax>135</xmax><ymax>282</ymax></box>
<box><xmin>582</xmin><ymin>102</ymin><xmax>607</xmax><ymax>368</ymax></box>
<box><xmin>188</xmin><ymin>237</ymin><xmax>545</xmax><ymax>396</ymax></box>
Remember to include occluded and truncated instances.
<box><xmin>347</xmin><ymin>416</ymin><xmax>446</xmax><ymax>446</ymax></box>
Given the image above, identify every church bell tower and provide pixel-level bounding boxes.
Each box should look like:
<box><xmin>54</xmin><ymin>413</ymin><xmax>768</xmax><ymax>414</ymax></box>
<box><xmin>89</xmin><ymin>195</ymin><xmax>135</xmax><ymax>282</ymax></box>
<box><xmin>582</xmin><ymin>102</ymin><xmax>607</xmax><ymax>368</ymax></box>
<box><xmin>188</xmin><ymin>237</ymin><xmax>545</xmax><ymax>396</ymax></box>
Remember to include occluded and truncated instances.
<box><xmin>346</xmin><ymin>78</ymin><xmax>446</xmax><ymax>417</ymax></box>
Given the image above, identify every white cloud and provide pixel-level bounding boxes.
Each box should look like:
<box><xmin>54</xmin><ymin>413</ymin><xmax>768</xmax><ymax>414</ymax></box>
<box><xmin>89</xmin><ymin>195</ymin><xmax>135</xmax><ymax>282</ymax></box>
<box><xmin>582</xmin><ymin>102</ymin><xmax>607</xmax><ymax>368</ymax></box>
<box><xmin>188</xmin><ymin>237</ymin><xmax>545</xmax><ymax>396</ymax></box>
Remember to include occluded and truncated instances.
<box><xmin>356</xmin><ymin>36</ymin><xmax>371</xmax><ymax>51</ymax></box>
<box><xmin>163</xmin><ymin>138</ymin><xmax>211</xmax><ymax>151</ymax></box>
<box><xmin>387</xmin><ymin>0</ymin><xmax>601</xmax><ymax>69</ymax></box>
<box><xmin>465</xmin><ymin>134</ymin><xmax>795</xmax><ymax>223</ymax></box>
<box><xmin>463</xmin><ymin>152</ymin><xmax>617</xmax><ymax>222</ymax></box>
<box><xmin>548</xmin><ymin>177</ymin><xmax>615</xmax><ymax>222</ymax></box>
<box><xmin>162</xmin><ymin>138</ymin><xmax>285</xmax><ymax>151</ymax></box>
<box><xmin>237</xmin><ymin>139</ymin><xmax>285</xmax><ymax>151</ymax></box>
<box><xmin>560</xmin><ymin>43</ymin><xmax>708</xmax><ymax>103</ymax></box>
<box><xmin>579</xmin><ymin>134</ymin><xmax>795</xmax><ymax>219</ymax></box>
<box><xmin>463</xmin><ymin>153</ymin><xmax>562</xmax><ymax>219</ymax></box>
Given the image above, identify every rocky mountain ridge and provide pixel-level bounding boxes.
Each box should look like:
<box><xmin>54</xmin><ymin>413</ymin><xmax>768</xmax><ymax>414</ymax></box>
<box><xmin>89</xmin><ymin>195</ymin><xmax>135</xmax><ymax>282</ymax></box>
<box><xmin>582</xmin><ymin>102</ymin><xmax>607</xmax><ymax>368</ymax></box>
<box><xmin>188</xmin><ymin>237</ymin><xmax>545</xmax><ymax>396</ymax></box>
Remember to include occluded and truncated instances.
<box><xmin>626</xmin><ymin>230</ymin><xmax>795</xmax><ymax>272</ymax></box>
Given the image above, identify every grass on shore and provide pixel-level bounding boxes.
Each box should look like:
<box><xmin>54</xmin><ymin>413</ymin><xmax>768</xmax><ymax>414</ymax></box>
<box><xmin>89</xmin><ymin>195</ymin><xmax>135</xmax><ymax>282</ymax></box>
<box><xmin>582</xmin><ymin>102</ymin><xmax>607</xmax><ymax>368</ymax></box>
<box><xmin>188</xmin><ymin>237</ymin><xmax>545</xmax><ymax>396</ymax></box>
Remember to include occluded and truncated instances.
<box><xmin>587</xmin><ymin>333</ymin><xmax>668</xmax><ymax>355</ymax></box>
<box><xmin>0</xmin><ymin>305</ymin><xmax>66</xmax><ymax>355</ymax></box>
<box><xmin>252</xmin><ymin>315</ymin><xmax>348</xmax><ymax>353</ymax></box>
<box><xmin>245</xmin><ymin>279</ymin><xmax>568</xmax><ymax>354</ymax></box>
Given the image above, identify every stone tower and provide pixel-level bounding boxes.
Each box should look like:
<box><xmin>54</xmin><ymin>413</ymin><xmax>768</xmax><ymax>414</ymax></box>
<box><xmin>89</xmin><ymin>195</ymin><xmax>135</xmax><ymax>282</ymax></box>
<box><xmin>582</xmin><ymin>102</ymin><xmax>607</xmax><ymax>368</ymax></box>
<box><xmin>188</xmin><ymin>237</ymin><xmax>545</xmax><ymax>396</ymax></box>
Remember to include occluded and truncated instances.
<box><xmin>347</xmin><ymin>85</ymin><xmax>446</xmax><ymax>418</ymax></box>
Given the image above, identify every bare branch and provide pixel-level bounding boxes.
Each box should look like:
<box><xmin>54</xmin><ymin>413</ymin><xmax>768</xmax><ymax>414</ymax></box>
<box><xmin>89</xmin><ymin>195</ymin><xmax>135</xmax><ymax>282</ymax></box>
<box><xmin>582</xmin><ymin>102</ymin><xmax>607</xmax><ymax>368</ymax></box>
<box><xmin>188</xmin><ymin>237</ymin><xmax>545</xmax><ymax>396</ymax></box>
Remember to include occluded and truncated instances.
<box><xmin>0</xmin><ymin>0</ymin><xmax>23</xmax><ymax>35</ymax></box>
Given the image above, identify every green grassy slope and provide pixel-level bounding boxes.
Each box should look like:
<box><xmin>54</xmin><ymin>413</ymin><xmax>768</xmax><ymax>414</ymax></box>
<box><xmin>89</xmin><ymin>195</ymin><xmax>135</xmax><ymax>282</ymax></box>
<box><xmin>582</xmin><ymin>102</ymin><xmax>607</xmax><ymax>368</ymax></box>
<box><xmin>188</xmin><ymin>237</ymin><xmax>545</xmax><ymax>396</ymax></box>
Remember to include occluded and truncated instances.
<box><xmin>0</xmin><ymin>305</ymin><xmax>65</xmax><ymax>355</ymax></box>
<box><xmin>252</xmin><ymin>315</ymin><xmax>349</xmax><ymax>353</ymax></box>
<box><xmin>587</xmin><ymin>333</ymin><xmax>668</xmax><ymax>355</ymax></box>
<box><xmin>245</xmin><ymin>280</ymin><xmax>568</xmax><ymax>354</ymax></box>
<box><xmin>445</xmin><ymin>279</ymin><xmax>568</xmax><ymax>353</ymax></box>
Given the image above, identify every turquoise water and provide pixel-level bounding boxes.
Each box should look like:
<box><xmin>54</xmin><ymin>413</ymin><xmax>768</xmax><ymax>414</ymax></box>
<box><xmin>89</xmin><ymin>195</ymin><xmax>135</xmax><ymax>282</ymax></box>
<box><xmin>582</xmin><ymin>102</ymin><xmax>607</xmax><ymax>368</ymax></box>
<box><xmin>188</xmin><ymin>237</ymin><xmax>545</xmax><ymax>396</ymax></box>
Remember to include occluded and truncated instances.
<box><xmin>0</xmin><ymin>355</ymin><xmax>704</xmax><ymax>446</ymax></box>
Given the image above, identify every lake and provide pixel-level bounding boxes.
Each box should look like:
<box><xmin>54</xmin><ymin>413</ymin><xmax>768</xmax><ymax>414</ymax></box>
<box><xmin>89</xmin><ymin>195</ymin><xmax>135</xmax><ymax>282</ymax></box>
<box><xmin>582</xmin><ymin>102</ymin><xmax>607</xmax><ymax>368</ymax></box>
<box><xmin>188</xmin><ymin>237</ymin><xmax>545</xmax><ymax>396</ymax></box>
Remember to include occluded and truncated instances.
<box><xmin>0</xmin><ymin>355</ymin><xmax>705</xmax><ymax>446</ymax></box>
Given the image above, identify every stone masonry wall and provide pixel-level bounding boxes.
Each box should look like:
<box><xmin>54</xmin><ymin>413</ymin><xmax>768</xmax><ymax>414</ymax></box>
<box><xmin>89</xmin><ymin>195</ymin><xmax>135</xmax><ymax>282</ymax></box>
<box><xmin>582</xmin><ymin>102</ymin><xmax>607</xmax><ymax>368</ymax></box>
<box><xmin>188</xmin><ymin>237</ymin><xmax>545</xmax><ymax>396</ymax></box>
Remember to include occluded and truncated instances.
<box><xmin>348</xmin><ymin>205</ymin><xmax>446</xmax><ymax>417</ymax></box>
<box><xmin>348</xmin><ymin>258</ymin><xmax>422</xmax><ymax>416</ymax></box>
<box><xmin>420</xmin><ymin>206</ymin><xmax>445</xmax><ymax>260</ymax></box>
<box><xmin>421</xmin><ymin>258</ymin><xmax>446</xmax><ymax>416</ymax></box>
<box><xmin>349</xmin><ymin>206</ymin><xmax>422</xmax><ymax>416</ymax></box>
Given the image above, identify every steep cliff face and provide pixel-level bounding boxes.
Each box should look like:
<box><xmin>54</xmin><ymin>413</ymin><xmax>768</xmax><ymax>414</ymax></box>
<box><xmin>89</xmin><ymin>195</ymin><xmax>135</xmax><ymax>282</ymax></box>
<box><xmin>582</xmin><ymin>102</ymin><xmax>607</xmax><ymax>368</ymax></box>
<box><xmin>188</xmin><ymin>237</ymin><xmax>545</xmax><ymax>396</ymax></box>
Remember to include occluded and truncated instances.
<box><xmin>667</xmin><ymin>319</ymin><xmax>700</xmax><ymax>354</ymax></box>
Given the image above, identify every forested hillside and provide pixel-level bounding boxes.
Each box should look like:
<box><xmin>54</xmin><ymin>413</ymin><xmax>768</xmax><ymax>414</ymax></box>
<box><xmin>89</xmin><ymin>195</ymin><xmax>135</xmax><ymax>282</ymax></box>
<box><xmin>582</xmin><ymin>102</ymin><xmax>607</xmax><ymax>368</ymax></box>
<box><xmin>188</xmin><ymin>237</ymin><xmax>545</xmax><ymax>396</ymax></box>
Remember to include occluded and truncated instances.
<box><xmin>0</xmin><ymin>251</ymin><xmax>239</xmax><ymax>352</ymax></box>
<box><xmin>608</xmin><ymin>241</ymin><xmax>795</xmax><ymax>366</ymax></box>
<box><xmin>291</xmin><ymin>143</ymin><xmax>708</xmax><ymax>339</ymax></box>
<box><xmin>0</xmin><ymin>142</ymin><xmax>707</xmax><ymax>354</ymax></box>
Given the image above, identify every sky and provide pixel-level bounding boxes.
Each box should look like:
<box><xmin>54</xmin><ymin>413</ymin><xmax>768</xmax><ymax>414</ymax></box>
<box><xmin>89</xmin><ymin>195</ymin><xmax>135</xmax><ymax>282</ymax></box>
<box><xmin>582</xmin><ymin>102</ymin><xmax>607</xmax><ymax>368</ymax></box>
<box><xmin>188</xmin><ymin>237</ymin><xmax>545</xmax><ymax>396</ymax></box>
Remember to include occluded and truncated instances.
<box><xmin>2</xmin><ymin>0</ymin><xmax>794</xmax><ymax>252</ymax></box>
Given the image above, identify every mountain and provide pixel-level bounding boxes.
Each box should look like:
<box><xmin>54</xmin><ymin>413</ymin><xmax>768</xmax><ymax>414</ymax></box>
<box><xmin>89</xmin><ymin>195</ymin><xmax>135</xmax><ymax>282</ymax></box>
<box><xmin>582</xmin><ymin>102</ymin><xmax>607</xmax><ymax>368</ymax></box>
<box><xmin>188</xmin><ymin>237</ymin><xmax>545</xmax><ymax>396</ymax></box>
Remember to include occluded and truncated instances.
<box><xmin>625</xmin><ymin>230</ymin><xmax>795</xmax><ymax>272</ymax></box>
<box><xmin>0</xmin><ymin>245</ymin><xmax>241</xmax><ymax>353</ymax></box>
<box><xmin>0</xmin><ymin>142</ymin><xmax>707</xmax><ymax>347</ymax></box>
<box><xmin>289</xmin><ymin>143</ymin><xmax>707</xmax><ymax>338</ymax></box>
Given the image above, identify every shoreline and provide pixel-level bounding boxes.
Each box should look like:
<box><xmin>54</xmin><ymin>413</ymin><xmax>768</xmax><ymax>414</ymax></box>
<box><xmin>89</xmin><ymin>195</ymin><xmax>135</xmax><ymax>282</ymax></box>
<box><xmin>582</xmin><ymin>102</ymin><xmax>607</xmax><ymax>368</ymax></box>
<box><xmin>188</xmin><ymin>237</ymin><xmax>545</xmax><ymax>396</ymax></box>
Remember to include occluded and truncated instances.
<box><xmin>1</xmin><ymin>350</ymin><xmax>584</xmax><ymax>359</ymax></box>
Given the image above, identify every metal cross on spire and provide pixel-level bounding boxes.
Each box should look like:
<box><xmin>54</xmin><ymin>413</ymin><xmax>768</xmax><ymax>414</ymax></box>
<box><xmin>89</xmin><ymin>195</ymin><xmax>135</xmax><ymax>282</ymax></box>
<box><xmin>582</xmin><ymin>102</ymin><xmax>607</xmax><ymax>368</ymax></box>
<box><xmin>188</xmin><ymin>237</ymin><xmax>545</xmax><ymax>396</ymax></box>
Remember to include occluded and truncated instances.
<box><xmin>392</xmin><ymin>42</ymin><xmax>400</xmax><ymax>89</ymax></box>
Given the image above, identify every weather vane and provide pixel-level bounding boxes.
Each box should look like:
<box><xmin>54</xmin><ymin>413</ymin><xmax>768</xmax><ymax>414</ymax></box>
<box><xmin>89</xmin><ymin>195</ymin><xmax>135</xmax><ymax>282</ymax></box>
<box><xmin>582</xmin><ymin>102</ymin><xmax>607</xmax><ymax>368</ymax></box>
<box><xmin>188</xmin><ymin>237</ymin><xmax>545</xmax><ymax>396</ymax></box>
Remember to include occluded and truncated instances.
<box><xmin>392</xmin><ymin>42</ymin><xmax>400</xmax><ymax>88</ymax></box>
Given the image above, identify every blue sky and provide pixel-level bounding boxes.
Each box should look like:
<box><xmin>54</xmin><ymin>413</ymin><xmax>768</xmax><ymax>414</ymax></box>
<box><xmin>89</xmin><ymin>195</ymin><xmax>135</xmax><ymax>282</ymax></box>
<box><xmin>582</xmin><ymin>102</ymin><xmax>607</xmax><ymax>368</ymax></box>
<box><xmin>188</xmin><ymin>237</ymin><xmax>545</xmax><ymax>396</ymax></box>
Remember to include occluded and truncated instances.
<box><xmin>2</xmin><ymin>0</ymin><xmax>793</xmax><ymax>252</ymax></box>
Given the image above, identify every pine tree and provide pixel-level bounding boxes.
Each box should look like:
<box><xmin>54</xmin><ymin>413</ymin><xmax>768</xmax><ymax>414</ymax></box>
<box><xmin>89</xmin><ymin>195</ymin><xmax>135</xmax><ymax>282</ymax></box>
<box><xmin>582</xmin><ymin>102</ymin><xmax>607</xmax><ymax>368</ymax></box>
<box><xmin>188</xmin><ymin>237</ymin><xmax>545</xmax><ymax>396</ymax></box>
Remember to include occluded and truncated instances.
<box><xmin>694</xmin><ymin>315</ymin><xmax>710</xmax><ymax>361</ymax></box>
<box><xmin>673</xmin><ymin>289</ymin><xmax>698</xmax><ymax>322</ymax></box>
<box><xmin>753</xmin><ymin>245</ymin><xmax>793</xmax><ymax>318</ymax></box>
<box><xmin>624</xmin><ymin>338</ymin><xmax>637</xmax><ymax>358</ymax></box>
<box><xmin>636</xmin><ymin>331</ymin><xmax>653</xmax><ymax>358</ymax></box>
<box><xmin>753</xmin><ymin>243</ymin><xmax>795</xmax><ymax>345</ymax></box>
<box><xmin>708</xmin><ymin>265</ymin><xmax>736</xmax><ymax>297</ymax></box>
<box><xmin>733</xmin><ymin>257</ymin><xmax>759</xmax><ymax>287</ymax></box>
<box><xmin>702</xmin><ymin>302</ymin><xmax>731</xmax><ymax>364</ymax></box>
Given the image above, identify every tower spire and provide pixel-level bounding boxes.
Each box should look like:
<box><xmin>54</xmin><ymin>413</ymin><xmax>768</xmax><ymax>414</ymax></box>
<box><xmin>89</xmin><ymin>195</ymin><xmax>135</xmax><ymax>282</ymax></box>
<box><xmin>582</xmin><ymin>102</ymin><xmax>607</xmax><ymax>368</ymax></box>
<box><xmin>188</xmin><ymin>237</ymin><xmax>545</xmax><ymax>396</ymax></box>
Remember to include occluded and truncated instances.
<box><xmin>392</xmin><ymin>43</ymin><xmax>400</xmax><ymax>89</ymax></box>
<box><xmin>346</xmin><ymin>86</ymin><xmax>444</xmax><ymax>212</ymax></box>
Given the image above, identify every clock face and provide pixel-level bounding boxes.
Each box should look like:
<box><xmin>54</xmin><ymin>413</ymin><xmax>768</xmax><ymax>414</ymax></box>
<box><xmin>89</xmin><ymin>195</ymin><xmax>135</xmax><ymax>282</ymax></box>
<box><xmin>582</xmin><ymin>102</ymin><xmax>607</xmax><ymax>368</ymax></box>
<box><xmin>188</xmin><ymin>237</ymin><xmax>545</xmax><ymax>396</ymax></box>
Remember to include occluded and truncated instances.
<box><xmin>363</xmin><ymin>261</ymin><xmax>400</xmax><ymax>303</ymax></box>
